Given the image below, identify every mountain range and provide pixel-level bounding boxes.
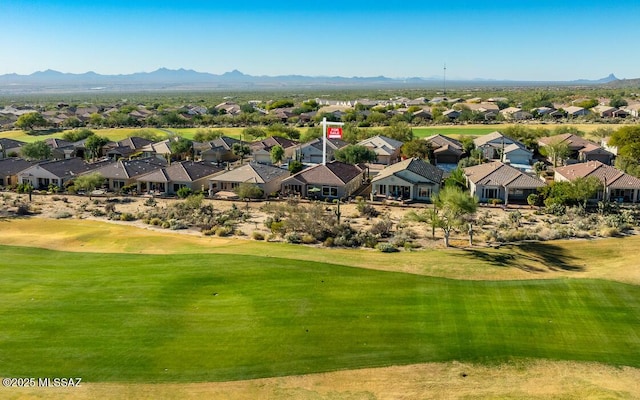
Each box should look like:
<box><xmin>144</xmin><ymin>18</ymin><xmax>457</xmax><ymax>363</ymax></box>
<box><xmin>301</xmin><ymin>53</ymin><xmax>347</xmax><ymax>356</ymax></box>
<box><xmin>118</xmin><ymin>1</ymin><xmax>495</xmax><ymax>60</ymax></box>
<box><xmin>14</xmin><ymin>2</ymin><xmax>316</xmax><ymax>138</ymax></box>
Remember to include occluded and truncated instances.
<box><xmin>0</xmin><ymin>68</ymin><xmax>627</xmax><ymax>94</ymax></box>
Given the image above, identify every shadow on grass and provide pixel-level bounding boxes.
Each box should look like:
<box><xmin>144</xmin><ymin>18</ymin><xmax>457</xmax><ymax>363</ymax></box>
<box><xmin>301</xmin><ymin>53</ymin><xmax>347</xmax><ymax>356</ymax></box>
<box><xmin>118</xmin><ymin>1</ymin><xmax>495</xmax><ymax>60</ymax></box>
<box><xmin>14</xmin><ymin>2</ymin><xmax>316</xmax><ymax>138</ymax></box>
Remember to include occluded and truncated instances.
<box><xmin>462</xmin><ymin>242</ymin><xmax>584</xmax><ymax>274</ymax></box>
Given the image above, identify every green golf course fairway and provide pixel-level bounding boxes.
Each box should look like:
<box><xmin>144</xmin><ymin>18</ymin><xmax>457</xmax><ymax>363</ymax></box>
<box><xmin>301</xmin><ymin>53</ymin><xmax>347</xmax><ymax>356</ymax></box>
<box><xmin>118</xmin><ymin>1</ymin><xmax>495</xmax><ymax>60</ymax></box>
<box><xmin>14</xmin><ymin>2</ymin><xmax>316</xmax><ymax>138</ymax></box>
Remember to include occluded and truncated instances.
<box><xmin>1</xmin><ymin>245</ymin><xmax>638</xmax><ymax>383</ymax></box>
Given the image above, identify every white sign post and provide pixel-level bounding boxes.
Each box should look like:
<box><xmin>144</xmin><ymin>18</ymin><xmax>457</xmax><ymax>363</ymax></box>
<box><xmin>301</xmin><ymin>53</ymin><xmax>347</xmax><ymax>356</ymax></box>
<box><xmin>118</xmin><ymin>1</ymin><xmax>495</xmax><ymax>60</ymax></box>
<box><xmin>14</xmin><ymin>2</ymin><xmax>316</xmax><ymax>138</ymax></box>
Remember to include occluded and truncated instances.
<box><xmin>322</xmin><ymin>117</ymin><xmax>344</xmax><ymax>165</ymax></box>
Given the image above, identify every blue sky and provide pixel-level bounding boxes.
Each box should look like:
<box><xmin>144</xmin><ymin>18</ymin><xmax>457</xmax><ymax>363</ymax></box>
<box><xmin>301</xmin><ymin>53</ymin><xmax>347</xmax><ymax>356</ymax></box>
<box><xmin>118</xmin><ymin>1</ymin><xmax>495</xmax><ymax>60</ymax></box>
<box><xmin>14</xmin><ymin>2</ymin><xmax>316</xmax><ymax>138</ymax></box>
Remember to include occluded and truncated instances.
<box><xmin>1</xmin><ymin>1</ymin><xmax>638</xmax><ymax>81</ymax></box>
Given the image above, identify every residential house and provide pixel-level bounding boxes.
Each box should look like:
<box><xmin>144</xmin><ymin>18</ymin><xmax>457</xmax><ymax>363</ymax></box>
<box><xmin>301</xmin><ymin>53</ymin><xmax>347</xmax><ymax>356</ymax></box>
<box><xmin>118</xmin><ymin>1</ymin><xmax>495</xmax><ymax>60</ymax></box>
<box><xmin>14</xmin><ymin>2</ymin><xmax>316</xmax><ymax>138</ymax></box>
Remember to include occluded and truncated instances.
<box><xmin>538</xmin><ymin>134</ymin><xmax>614</xmax><ymax>165</ymax></box>
<box><xmin>464</xmin><ymin>161</ymin><xmax>545</xmax><ymax>205</ymax></box>
<box><xmin>622</xmin><ymin>103</ymin><xmax>640</xmax><ymax>118</ymax></box>
<box><xmin>294</xmin><ymin>138</ymin><xmax>348</xmax><ymax>164</ymax></box>
<box><xmin>0</xmin><ymin>158</ymin><xmax>35</xmax><ymax>187</ymax></box>
<box><xmin>473</xmin><ymin>131</ymin><xmax>530</xmax><ymax>163</ymax></box>
<box><xmin>104</xmin><ymin>136</ymin><xmax>154</xmax><ymax>160</ymax></box>
<box><xmin>592</xmin><ymin>105</ymin><xmax>617</xmax><ymax>118</ymax></box>
<box><xmin>141</xmin><ymin>140</ymin><xmax>173</xmax><ymax>160</ymax></box>
<box><xmin>563</xmin><ymin>106</ymin><xmax>590</xmax><ymax>118</ymax></box>
<box><xmin>249</xmin><ymin>136</ymin><xmax>299</xmax><ymax>165</ymax></box>
<box><xmin>554</xmin><ymin>161</ymin><xmax>640</xmax><ymax>203</ymax></box>
<box><xmin>371</xmin><ymin>157</ymin><xmax>443</xmax><ymax>201</ymax></box>
<box><xmin>214</xmin><ymin>101</ymin><xmax>241</xmax><ymax>116</ymax></box>
<box><xmin>424</xmin><ymin>134</ymin><xmax>465</xmax><ymax>165</ymax></box>
<box><xmin>499</xmin><ymin>107</ymin><xmax>533</xmax><ymax>121</ymax></box>
<box><xmin>281</xmin><ymin>160</ymin><xmax>366</xmax><ymax>200</ymax></box>
<box><xmin>136</xmin><ymin>161</ymin><xmax>224</xmax><ymax>195</ymax></box>
<box><xmin>87</xmin><ymin>157</ymin><xmax>167</xmax><ymax>192</ymax></box>
<box><xmin>17</xmin><ymin>158</ymin><xmax>106</xmax><ymax>190</ymax></box>
<box><xmin>411</xmin><ymin>108</ymin><xmax>432</xmax><ymax>121</ymax></box>
<box><xmin>0</xmin><ymin>138</ymin><xmax>27</xmax><ymax>159</ymax></box>
<box><xmin>45</xmin><ymin>138</ymin><xmax>75</xmax><ymax>160</ymax></box>
<box><xmin>442</xmin><ymin>109</ymin><xmax>460</xmax><ymax>120</ymax></box>
<box><xmin>357</xmin><ymin>135</ymin><xmax>403</xmax><ymax>165</ymax></box>
<box><xmin>502</xmin><ymin>143</ymin><xmax>534</xmax><ymax>166</ymax></box>
<box><xmin>194</xmin><ymin>136</ymin><xmax>240</xmax><ymax>163</ymax></box>
<box><xmin>209</xmin><ymin>162</ymin><xmax>290</xmax><ymax>198</ymax></box>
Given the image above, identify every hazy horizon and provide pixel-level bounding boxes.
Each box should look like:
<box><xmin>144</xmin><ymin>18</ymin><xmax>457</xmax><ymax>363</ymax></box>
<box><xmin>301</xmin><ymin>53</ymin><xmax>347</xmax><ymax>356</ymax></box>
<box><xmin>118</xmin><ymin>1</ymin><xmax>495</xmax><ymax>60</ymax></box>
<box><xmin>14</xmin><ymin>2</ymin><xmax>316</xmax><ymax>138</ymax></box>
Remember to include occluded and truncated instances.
<box><xmin>2</xmin><ymin>1</ymin><xmax>638</xmax><ymax>81</ymax></box>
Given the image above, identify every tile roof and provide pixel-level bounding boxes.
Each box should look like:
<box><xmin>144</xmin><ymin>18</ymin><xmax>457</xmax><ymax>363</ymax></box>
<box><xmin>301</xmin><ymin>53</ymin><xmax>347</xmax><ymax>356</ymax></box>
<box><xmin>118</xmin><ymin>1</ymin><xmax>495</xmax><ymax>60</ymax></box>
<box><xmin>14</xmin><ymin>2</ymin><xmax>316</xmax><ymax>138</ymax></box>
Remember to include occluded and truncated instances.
<box><xmin>372</xmin><ymin>157</ymin><xmax>443</xmax><ymax>184</ymax></box>
<box><xmin>0</xmin><ymin>138</ymin><xmax>27</xmax><ymax>150</ymax></box>
<box><xmin>555</xmin><ymin>161</ymin><xmax>640</xmax><ymax>189</ymax></box>
<box><xmin>211</xmin><ymin>162</ymin><xmax>289</xmax><ymax>184</ymax></box>
<box><xmin>23</xmin><ymin>157</ymin><xmax>107</xmax><ymax>179</ymax></box>
<box><xmin>138</xmin><ymin>161</ymin><xmax>223</xmax><ymax>183</ymax></box>
<box><xmin>284</xmin><ymin>161</ymin><xmax>363</xmax><ymax>185</ymax></box>
<box><xmin>90</xmin><ymin>157</ymin><xmax>167</xmax><ymax>179</ymax></box>
<box><xmin>0</xmin><ymin>157</ymin><xmax>36</xmax><ymax>175</ymax></box>
<box><xmin>464</xmin><ymin>161</ymin><xmax>545</xmax><ymax>188</ymax></box>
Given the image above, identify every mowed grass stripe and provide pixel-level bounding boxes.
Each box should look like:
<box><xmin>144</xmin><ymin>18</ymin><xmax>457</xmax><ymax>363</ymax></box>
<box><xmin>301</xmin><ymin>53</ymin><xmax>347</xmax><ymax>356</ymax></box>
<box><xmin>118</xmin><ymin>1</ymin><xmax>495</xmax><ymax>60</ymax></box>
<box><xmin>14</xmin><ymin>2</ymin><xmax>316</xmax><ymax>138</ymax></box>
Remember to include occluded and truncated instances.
<box><xmin>0</xmin><ymin>245</ymin><xmax>638</xmax><ymax>383</ymax></box>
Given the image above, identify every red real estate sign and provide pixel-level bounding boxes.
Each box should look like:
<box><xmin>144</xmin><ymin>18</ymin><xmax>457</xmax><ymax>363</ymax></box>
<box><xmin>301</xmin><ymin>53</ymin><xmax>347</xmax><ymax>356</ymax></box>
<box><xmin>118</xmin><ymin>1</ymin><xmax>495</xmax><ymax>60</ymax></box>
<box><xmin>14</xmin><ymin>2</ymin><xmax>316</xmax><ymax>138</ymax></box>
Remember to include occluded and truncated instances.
<box><xmin>327</xmin><ymin>127</ymin><xmax>343</xmax><ymax>139</ymax></box>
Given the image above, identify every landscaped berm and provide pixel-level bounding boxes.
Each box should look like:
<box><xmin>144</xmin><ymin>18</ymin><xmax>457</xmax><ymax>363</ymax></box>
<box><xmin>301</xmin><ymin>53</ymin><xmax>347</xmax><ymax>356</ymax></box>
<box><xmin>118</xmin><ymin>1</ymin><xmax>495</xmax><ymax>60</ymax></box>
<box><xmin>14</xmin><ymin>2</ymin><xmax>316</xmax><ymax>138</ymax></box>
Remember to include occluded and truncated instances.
<box><xmin>0</xmin><ymin>207</ymin><xmax>639</xmax><ymax>399</ymax></box>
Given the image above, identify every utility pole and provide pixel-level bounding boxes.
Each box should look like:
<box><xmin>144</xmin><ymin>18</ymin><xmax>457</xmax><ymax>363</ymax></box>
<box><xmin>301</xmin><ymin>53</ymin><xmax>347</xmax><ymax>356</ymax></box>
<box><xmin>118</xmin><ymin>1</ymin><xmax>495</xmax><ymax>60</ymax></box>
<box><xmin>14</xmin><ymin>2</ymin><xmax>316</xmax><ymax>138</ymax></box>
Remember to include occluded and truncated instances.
<box><xmin>443</xmin><ymin>63</ymin><xmax>447</xmax><ymax>97</ymax></box>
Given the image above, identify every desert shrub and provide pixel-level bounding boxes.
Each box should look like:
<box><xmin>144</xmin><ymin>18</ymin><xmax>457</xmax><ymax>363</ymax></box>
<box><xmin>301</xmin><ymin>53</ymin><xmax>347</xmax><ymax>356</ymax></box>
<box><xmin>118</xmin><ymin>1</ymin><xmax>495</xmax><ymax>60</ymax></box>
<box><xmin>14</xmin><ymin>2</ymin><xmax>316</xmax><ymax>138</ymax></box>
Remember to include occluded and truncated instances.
<box><xmin>323</xmin><ymin>237</ymin><xmax>334</xmax><ymax>247</ymax></box>
<box><xmin>215</xmin><ymin>226</ymin><xmax>233</xmax><ymax>237</ymax></box>
<box><xmin>149</xmin><ymin>217</ymin><xmax>162</xmax><ymax>226</ymax></box>
<box><xmin>544</xmin><ymin>203</ymin><xmax>566</xmax><ymax>216</ymax></box>
<box><xmin>91</xmin><ymin>209</ymin><xmax>105</xmax><ymax>217</ymax></box>
<box><xmin>120</xmin><ymin>213</ymin><xmax>136</xmax><ymax>221</ymax></box>
<box><xmin>286</xmin><ymin>232</ymin><xmax>302</xmax><ymax>244</ymax></box>
<box><xmin>301</xmin><ymin>234</ymin><xmax>316</xmax><ymax>244</ymax></box>
<box><xmin>144</xmin><ymin>197</ymin><xmax>157</xmax><ymax>207</ymax></box>
<box><xmin>251</xmin><ymin>231</ymin><xmax>265</xmax><ymax>241</ymax></box>
<box><xmin>599</xmin><ymin>226</ymin><xmax>620</xmax><ymax>237</ymax></box>
<box><xmin>376</xmin><ymin>242</ymin><xmax>399</xmax><ymax>253</ymax></box>
<box><xmin>177</xmin><ymin>187</ymin><xmax>193</xmax><ymax>199</ymax></box>
<box><xmin>389</xmin><ymin>230</ymin><xmax>415</xmax><ymax>247</ymax></box>
<box><xmin>53</xmin><ymin>211</ymin><xmax>72</xmax><ymax>219</ymax></box>
<box><xmin>356</xmin><ymin>200</ymin><xmax>379</xmax><ymax>218</ymax></box>
<box><xmin>161</xmin><ymin>221</ymin><xmax>171</xmax><ymax>229</ymax></box>
<box><xmin>169</xmin><ymin>219</ymin><xmax>187</xmax><ymax>230</ymax></box>
<box><xmin>16</xmin><ymin>203</ymin><xmax>31</xmax><ymax>215</ymax></box>
<box><xmin>369</xmin><ymin>218</ymin><xmax>393</xmax><ymax>237</ymax></box>
<box><xmin>356</xmin><ymin>231</ymin><xmax>378</xmax><ymax>248</ymax></box>
<box><xmin>104</xmin><ymin>203</ymin><xmax>116</xmax><ymax>214</ymax></box>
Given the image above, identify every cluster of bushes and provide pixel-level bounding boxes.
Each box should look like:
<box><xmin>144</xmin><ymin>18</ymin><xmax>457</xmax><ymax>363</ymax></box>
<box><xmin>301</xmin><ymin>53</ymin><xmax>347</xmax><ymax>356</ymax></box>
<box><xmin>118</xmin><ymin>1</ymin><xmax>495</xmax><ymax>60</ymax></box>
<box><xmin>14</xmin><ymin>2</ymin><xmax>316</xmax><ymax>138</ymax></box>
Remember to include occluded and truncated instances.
<box><xmin>260</xmin><ymin>199</ymin><xmax>415</xmax><ymax>251</ymax></box>
<box><xmin>482</xmin><ymin>205</ymin><xmax>638</xmax><ymax>243</ymax></box>
<box><xmin>137</xmin><ymin>194</ymin><xmax>251</xmax><ymax>234</ymax></box>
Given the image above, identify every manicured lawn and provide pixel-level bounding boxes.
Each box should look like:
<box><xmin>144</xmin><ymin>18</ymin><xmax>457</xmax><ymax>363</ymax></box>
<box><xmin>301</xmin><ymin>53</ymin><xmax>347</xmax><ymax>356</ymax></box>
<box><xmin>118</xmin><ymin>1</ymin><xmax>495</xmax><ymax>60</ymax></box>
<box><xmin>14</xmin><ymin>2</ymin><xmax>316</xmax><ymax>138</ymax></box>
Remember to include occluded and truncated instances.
<box><xmin>1</xmin><ymin>245</ymin><xmax>638</xmax><ymax>383</ymax></box>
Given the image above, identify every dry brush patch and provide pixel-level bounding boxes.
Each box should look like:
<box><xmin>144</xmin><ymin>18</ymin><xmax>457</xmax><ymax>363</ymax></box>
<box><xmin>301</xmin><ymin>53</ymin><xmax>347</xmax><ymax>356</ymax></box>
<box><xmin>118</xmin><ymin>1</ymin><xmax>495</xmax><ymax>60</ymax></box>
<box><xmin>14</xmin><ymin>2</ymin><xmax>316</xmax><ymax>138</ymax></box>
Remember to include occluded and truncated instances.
<box><xmin>2</xmin><ymin>361</ymin><xmax>639</xmax><ymax>400</ymax></box>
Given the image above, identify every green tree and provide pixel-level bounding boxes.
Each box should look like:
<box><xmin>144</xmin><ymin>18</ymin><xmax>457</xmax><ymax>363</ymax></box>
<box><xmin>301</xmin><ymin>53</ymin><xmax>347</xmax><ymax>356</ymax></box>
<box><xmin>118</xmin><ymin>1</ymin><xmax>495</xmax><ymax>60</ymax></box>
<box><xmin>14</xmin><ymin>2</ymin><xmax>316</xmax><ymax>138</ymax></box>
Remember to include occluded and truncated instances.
<box><xmin>300</xmin><ymin>126</ymin><xmax>322</xmax><ymax>143</ymax></box>
<box><xmin>540</xmin><ymin>139</ymin><xmax>570</xmax><ymax>167</ymax></box>
<box><xmin>85</xmin><ymin>135</ymin><xmax>109</xmax><ymax>160</ymax></box>
<box><xmin>433</xmin><ymin>185</ymin><xmax>478</xmax><ymax>247</ymax></box>
<box><xmin>401</xmin><ymin>139</ymin><xmax>432</xmax><ymax>161</ymax></box>
<box><xmin>235</xmin><ymin>182</ymin><xmax>264</xmax><ymax>199</ymax></box>
<box><xmin>571</xmin><ymin>176</ymin><xmax>602</xmax><ymax>208</ymax></box>
<box><xmin>270</xmin><ymin>145</ymin><xmax>285</xmax><ymax>165</ymax></box>
<box><xmin>575</xmin><ymin>99</ymin><xmax>598</xmax><ymax>109</ymax></box>
<box><xmin>15</xmin><ymin>112</ymin><xmax>48</xmax><ymax>131</ymax></box>
<box><xmin>334</xmin><ymin>145</ymin><xmax>377</xmax><ymax>164</ymax></box>
<box><xmin>288</xmin><ymin>160</ymin><xmax>304</xmax><ymax>174</ymax></box>
<box><xmin>72</xmin><ymin>172</ymin><xmax>105</xmax><ymax>199</ymax></box>
<box><xmin>20</xmin><ymin>140</ymin><xmax>52</xmax><ymax>160</ymax></box>
<box><xmin>193</xmin><ymin>129</ymin><xmax>224</xmax><ymax>142</ymax></box>
<box><xmin>444</xmin><ymin>167</ymin><xmax>467</xmax><ymax>189</ymax></box>
<box><xmin>382</xmin><ymin>122</ymin><xmax>413</xmax><ymax>143</ymax></box>
<box><xmin>243</xmin><ymin>127</ymin><xmax>267</xmax><ymax>140</ymax></box>
<box><xmin>170</xmin><ymin>137</ymin><xmax>193</xmax><ymax>160</ymax></box>
<box><xmin>609</xmin><ymin>126</ymin><xmax>640</xmax><ymax>159</ymax></box>
<box><xmin>63</xmin><ymin>128</ymin><xmax>94</xmax><ymax>142</ymax></box>
<box><xmin>609</xmin><ymin>97</ymin><xmax>628</xmax><ymax>108</ymax></box>
<box><xmin>232</xmin><ymin>143</ymin><xmax>251</xmax><ymax>162</ymax></box>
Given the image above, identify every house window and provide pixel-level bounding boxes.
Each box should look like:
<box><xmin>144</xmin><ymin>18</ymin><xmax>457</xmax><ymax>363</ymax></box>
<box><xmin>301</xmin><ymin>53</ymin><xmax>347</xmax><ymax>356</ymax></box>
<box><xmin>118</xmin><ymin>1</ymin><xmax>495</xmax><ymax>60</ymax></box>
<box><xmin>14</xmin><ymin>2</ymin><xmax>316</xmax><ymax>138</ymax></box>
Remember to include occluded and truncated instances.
<box><xmin>483</xmin><ymin>187</ymin><xmax>498</xmax><ymax>199</ymax></box>
<box><xmin>377</xmin><ymin>184</ymin><xmax>386</xmax><ymax>195</ymax></box>
<box><xmin>113</xmin><ymin>180</ymin><xmax>125</xmax><ymax>189</ymax></box>
<box><xmin>231</xmin><ymin>182</ymin><xmax>239</xmax><ymax>189</ymax></box>
<box><xmin>322</xmin><ymin>186</ymin><xmax>338</xmax><ymax>197</ymax></box>
<box><xmin>418</xmin><ymin>186</ymin><xmax>432</xmax><ymax>198</ymax></box>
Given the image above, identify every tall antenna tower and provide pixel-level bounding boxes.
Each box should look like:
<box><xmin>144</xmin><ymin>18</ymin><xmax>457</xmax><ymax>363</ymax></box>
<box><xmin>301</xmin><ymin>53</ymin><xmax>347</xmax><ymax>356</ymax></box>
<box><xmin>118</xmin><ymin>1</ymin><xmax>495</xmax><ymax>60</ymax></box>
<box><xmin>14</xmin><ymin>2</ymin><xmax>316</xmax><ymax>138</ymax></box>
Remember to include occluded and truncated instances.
<box><xmin>443</xmin><ymin>63</ymin><xmax>447</xmax><ymax>97</ymax></box>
